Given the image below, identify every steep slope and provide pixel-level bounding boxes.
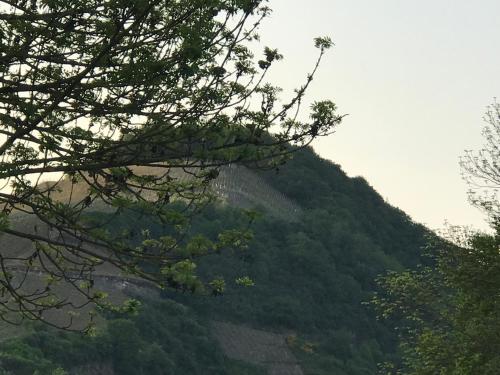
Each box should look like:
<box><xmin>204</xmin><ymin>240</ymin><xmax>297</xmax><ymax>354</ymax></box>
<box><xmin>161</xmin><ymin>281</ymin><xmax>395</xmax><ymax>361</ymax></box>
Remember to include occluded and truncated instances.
<box><xmin>0</xmin><ymin>147</ymin><xmax>430</xmax><ymax>375</ymax></box>
<box><xmin>171</xmin><ymin>147</ymin><xmax>430</xmax><ymax>374</ymax></box>
<box><xmin>258</xmin><ymin>147</ymin><xmax>425</xmax><ymax>267</ymax></box>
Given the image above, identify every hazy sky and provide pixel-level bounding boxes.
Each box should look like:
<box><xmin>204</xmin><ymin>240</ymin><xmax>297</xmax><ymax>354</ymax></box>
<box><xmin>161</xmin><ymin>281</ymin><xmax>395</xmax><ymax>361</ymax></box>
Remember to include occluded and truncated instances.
<box><xmin>258</xmin><ymin>0</ymin><xmax>500</xmax><ymax>231</ymax></box>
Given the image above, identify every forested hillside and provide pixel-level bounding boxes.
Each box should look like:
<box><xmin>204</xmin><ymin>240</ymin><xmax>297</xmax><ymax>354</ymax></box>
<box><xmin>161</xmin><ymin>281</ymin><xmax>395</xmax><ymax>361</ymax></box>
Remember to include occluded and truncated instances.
<box><xmin>0</xmin><ymin>147</ymin><xmax>430</xmax><ymax>375</ymax></box>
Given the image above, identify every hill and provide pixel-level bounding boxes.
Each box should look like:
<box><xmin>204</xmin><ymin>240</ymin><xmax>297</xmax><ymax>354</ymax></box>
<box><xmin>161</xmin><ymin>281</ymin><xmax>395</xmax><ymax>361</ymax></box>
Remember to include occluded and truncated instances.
<box><xmin>0</xmin><ymin>147</ymin><xmax>430</xmax><ymax>375</ymax></box>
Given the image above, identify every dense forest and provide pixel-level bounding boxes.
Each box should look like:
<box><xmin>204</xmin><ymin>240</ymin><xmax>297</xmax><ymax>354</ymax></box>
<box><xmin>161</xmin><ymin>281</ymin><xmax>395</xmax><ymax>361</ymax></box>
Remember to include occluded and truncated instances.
<box><xmin>0</xmin><ymin>147</ymin><xmax>431</xmax><ymax>375</ymax></box>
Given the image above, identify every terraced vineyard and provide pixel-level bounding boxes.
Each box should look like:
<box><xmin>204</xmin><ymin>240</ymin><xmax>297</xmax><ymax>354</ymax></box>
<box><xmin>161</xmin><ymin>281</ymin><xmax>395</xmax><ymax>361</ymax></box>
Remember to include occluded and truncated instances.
<box><xmin>209</xmin><ymin>164</ymin><xmax>302</xmax><ymax>221</ymax></box>
<box><xmin>213</xmin><ymin>321</ymin><xmax>303</xmax><ymax>375</ymax></box>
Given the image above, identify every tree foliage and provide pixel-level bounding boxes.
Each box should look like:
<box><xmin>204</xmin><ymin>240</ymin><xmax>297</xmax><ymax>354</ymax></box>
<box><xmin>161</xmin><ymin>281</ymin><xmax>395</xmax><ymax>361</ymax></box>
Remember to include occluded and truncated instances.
<box><xmin>460</xmin><ymin>100</ymin><xmax>500</xmax><ymax>222</ymax></box>
<box><xmin>374</xmin><ymin>226</ymin><xmax>500</xmax><ymax>374</ymax></box>
<box><xmin>0</xmin><ymin>0</ymin><xmax>342</xmax><ymax>329</ymax></box>
<box><xmin>0</xmin><ymin>300</ymin><xmax>263</xmax><ymax>375</ymax></box>
<box><xmin>373</xmin><ymin>101</ymin><xmax>500</xmax><ymax>374</ymax></box>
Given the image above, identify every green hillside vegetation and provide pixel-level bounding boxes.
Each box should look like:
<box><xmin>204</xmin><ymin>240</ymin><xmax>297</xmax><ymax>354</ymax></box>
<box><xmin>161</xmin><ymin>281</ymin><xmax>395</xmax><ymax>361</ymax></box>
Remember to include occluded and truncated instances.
<box><xmin>0</xmin><ymin>148</ymin><xmax>430</xmax><ymax>375</ymax></box>
<box><xmin>0</xmin><ymin>300</ymin><xmax>262</xmax><ymax>375</ymax></box>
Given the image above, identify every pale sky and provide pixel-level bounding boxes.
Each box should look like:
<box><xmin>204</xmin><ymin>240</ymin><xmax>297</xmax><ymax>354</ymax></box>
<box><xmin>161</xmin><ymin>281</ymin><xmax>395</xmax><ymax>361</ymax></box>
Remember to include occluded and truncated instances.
<box><xmin>259</xmin><ymin>0</ymin><xmax>500</xmax><ymax>231</ymax></box>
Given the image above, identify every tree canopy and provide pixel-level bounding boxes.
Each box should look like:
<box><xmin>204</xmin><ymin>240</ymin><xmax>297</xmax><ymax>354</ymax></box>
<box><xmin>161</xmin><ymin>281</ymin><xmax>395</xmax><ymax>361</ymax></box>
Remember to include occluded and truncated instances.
<box><xmin>460</xmin><ymin>100</ymin><xmax>500</xmax><ymax>223</ymax></box>
<box><xmin>0</xmin><ymin>0</ymin><xmax>342</xmax><ymax>330</ymax></box>
<box><xmin>373</xmin><ymin>101</ymin><xmax>500</xmax><ymax>374</ymax></box>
